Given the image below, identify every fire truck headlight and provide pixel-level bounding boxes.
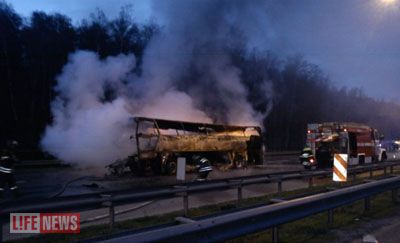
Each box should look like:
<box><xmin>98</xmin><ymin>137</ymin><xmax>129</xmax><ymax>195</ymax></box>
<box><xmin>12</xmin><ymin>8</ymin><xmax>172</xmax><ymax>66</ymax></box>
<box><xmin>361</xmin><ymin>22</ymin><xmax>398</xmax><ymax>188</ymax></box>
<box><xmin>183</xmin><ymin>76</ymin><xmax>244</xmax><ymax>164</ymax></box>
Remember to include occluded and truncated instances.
<box><xmin>310</xmin><ymin>158</ymin><xmax>315</xmax><ymax>164</ymax></box>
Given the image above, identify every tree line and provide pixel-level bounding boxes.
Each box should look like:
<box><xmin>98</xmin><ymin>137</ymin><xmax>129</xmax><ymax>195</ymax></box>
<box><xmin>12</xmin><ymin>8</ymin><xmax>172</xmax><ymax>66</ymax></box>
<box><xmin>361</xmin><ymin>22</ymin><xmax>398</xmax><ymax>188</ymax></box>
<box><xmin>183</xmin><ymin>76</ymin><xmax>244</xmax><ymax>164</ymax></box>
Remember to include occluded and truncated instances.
<box><xmin>0</xmin><ymin>3</ymin><xmax>157</xmax><ymax>149</ymax></box>
<box><xmin>1</xmin><ymin>2</ymin><xmax>399</xmax><ymax>152</ymax></box>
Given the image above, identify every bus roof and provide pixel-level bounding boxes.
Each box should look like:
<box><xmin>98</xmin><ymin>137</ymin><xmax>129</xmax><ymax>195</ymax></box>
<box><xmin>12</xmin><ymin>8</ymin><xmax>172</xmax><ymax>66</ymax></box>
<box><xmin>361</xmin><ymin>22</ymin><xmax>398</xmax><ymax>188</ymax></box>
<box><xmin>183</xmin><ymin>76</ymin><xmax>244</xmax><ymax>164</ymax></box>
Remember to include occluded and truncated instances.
<box><xmin>132</xmin><ymin>117</ymin><xmax>262</xmax><ymax>133</ymax></box>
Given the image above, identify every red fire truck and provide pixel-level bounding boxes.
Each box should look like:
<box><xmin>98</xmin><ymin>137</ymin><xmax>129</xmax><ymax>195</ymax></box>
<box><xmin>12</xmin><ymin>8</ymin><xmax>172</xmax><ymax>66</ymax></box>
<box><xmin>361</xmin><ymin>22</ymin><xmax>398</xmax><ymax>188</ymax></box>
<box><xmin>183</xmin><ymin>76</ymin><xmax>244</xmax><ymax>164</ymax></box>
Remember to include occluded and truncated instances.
<box><xmin>300</xmin><ymin>122</ymin><xmax>387</xmax><ymax>169</ymax></box>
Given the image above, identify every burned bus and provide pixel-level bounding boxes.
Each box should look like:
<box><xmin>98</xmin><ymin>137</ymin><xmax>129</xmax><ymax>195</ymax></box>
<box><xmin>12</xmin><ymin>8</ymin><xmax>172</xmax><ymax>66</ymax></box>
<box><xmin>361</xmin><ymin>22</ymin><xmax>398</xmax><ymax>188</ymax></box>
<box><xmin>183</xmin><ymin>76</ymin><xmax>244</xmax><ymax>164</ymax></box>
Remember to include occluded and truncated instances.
<box><xmin>113</xmin><ymin>117</ymin><xmax>263</xmax><ymax>175</ymax></box>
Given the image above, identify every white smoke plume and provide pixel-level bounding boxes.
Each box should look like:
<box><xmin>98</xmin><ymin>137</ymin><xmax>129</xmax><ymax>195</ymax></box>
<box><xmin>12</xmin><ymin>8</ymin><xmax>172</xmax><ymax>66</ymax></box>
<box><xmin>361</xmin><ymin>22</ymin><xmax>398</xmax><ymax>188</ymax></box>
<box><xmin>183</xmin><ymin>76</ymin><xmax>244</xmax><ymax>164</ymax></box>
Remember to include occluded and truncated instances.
<box><xmin>41</xmin><ymin>52</ymin><xmax>136</xmax><ymax>166</ymax></box>
<box><xmin>41</xmin><ymin>0</ymin><xmax>272</xmax><ymax>167</ymax></box>
<box><xmin>41</xmin><ymin>51</ymin><xmax>212</xmax><ymax>166</ymax></box>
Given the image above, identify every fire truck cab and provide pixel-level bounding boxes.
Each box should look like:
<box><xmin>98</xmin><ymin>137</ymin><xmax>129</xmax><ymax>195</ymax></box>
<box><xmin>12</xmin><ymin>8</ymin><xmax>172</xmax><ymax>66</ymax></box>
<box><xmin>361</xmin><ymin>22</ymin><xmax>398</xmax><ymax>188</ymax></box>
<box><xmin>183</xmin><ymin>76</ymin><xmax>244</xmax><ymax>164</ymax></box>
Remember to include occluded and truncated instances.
<box><xmin>301</xmin><ymin>122</ymin><xmax>386</xmax><ymax>169</ymax></box>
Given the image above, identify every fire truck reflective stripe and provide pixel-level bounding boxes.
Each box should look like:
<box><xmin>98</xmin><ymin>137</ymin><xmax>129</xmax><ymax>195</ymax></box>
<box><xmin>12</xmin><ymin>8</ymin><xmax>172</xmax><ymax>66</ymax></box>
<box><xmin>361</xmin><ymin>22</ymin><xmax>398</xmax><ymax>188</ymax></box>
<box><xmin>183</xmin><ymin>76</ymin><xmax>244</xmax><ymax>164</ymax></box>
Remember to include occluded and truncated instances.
<box><xmin>333</xmin><ymin>153</ymin><xmax>348</xmax><ymax>182</ymax></box>
<box><xmin>0</xmin><ymin>188</ymin><xmax>4</xmax><ymax>191</ymax></box>
<box><xmin>1</xmin><ymin>156</ymin><xmax>10</xmax><ymax>160</ymax></box>
<box><xmin>10</xmin><ymin>186</ymin><xmax>18</xmax><ymax>190</ymax></box>
<box><xmin>357</xmin><ymin>143</ymin><xmax>374</xmax><ymax>147</ymax></box>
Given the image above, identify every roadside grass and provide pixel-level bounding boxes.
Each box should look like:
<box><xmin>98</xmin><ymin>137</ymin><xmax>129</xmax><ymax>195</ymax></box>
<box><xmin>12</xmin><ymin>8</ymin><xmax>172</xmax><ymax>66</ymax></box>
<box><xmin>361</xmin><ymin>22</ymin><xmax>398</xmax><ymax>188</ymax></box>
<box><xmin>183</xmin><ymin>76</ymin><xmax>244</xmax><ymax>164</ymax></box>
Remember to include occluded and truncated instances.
<box><xmin>229</xmin><ymin>191</ymin><xmax>399</xmax><ymax>243</ymax></box>
<box><xmin>8</xmin><ymin>170</ymin><xmax>400</xmax><ymax>242</ymax></box>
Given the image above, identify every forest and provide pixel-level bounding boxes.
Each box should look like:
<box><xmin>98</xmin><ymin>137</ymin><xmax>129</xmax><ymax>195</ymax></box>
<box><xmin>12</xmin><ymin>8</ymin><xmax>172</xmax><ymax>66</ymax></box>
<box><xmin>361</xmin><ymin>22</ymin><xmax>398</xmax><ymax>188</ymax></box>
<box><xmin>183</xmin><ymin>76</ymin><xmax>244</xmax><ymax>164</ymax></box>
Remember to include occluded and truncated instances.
<box><xmin>1</xmin><ymin>2</ymin><xmax>400</xmax><ymax>152</ymax></box>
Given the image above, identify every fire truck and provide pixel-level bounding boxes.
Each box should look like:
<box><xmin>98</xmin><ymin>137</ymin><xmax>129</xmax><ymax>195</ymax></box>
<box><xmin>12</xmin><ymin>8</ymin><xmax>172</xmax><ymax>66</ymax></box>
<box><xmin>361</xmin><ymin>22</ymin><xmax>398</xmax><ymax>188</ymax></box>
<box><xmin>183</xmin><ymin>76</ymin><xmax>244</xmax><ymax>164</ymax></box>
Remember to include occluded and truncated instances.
<box><xmin>108</xmin><ymin>117</ymin><xmax>263</xmax><ymax>175</ymax></box>
<box><xmin>300</xmin><ymin>122</ymin><xmax>387</xmax><ymax>169</ymax></box>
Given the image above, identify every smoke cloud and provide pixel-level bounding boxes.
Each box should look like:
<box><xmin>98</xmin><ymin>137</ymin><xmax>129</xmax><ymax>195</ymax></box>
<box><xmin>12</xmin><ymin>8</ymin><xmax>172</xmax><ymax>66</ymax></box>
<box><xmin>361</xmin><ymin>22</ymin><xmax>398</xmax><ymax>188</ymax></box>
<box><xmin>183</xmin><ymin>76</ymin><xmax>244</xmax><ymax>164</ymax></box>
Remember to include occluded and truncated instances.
<box><xmin>41</xmin><ymin>0</ymin><xmax>272</xmax><ymax>167</ymax></box>
<box><xmin>41</xmin><ymin>52</ymin><xmax>137</xmax><ymax>166</ymax></box>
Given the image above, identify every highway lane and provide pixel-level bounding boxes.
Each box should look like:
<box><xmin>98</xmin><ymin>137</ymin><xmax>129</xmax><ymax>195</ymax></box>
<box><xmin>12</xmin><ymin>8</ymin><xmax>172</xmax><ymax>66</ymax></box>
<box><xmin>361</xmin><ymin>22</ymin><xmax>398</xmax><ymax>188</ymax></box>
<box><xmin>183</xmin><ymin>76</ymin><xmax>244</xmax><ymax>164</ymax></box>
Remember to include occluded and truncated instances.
<box><xmin>0</xmin><ymin>155</ymin><xmax>303</xmax><ymax>241</ymax></box>
<box><xmin>3</xmin><ymin>158</ymin><xmax>400</xmax><ymax>241</ymax></box>
<box><xmin>2</xmin><ymin>177</ymin><xmax>309</xmax><ymax>242</ymax></box>
<box><xmin>1</xmin><ymin>155</ymin><xmax>300</xmax><ymax>200</ymax></box>
<box><xmin>5</xmin><ymin>153</ymin><xmax>397</xmax><ymax>201</ymax></box>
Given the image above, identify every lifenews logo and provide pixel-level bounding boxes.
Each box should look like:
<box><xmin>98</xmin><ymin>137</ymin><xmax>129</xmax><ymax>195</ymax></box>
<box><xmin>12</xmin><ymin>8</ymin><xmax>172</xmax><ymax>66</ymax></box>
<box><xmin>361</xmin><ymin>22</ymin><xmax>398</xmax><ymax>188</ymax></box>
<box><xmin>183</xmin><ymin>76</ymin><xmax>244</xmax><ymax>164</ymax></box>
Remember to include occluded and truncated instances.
<box><xmin>10</xmin><ymin>213</ymin><xmax>80</xmax><ymax>233</ymax></box>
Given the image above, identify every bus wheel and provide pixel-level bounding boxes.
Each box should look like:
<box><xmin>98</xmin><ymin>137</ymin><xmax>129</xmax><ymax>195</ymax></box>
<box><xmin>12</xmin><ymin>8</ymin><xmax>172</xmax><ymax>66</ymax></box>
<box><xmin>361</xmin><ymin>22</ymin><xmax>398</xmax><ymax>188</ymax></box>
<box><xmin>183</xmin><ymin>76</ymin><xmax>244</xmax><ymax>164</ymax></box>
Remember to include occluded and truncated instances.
<box><xmin>151</xmin><ymin>161</ymin><xmax>162</xmax><ymax>175</ymax></box>
<box><xmin>129</xmin><ymin>161</ymin><xmax>145</xmax><ymax>176</ymax></box>
<box><xmin>163</xmin><ymin>161</ymin><xmax>177</xmax><ymax>175</ymax></box>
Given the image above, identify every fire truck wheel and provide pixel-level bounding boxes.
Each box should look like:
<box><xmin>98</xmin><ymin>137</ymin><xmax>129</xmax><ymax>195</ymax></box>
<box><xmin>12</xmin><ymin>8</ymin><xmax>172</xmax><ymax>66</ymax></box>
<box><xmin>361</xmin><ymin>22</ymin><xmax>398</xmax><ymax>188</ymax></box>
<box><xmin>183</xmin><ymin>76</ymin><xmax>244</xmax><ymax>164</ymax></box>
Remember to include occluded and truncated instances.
<box><xmin>381</xmin><ymin>152</ymin><xmax>387</xmax><ymax>162</ymax></box>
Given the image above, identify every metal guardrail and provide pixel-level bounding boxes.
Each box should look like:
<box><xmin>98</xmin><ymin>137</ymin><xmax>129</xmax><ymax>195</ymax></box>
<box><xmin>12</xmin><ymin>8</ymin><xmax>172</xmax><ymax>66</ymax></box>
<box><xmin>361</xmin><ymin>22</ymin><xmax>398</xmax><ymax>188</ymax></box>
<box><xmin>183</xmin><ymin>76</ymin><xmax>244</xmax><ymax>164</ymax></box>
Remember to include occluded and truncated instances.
<box><xmin>102</xmin><ymin>176</ymin><xmax>400</xmax><ymax>243</ymax></box>
<box><xmin>0</xmin><ymin>161</ymin><xmax>399</xmax><ymax>213</ymax></box>
<box><xmin>0</xmin><ymin>161</ymin><xmax>399</xmax><ymax>241</ymax></box>
<box><xmin>1</xmin><ymin>161</ymin><xmax>396</xmax><ymax>216</ymax></box>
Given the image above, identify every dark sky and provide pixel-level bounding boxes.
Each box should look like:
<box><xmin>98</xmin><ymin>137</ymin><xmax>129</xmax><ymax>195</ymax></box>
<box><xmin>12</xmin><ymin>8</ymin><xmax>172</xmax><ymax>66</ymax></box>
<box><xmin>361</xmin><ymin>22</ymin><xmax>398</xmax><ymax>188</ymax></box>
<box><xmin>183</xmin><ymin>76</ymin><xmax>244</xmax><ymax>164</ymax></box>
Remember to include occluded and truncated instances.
<box><xmin>9</xmin><ymin>0</ymin><xmax>400</xmax><ymax>101</ymax></box>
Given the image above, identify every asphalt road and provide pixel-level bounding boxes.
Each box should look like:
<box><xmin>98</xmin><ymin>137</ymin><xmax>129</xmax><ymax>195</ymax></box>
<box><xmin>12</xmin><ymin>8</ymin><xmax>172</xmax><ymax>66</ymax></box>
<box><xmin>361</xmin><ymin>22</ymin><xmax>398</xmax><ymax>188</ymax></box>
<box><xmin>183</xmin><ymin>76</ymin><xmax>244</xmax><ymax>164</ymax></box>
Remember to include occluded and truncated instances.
<box><xmin>3</xmin><ymin>155</ymin><xmax>400</xmax><ymax>241</ymax></box>
<box><xmin>1</xmin><ymin>155</ymin><xmax>304</xmax><ymax>241</ymax></box>
<box><xmin>2</xmin><ymin>154</ymin><xmax>301</xmax><ymax>201</ymax></box>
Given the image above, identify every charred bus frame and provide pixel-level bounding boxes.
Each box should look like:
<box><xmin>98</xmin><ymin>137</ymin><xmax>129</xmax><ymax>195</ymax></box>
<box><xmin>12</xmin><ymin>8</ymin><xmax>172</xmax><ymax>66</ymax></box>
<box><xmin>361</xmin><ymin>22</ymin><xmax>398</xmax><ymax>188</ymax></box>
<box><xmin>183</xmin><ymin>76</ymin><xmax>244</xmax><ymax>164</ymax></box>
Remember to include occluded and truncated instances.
<box><xmin>128</xmin><ymin>117</ymin><xmax>263</xmax><ymax>175</ymax></box>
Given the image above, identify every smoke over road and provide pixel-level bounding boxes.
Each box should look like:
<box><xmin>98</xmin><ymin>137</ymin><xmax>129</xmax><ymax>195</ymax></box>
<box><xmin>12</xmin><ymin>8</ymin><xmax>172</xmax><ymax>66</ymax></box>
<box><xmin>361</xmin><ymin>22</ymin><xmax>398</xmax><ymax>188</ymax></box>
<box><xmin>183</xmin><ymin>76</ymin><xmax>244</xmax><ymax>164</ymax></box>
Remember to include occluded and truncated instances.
<box><xmin>41</xmin><ymin>0</ymin><xmax>272</xmax><ymax>167</ymax></box>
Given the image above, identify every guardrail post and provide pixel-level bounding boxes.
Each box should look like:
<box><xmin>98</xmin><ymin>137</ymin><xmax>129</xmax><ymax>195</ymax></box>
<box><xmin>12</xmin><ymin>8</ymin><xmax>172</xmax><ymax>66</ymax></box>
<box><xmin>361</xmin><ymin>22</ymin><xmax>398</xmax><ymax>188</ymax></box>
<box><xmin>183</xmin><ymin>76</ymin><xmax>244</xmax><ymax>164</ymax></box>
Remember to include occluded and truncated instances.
<box><xmin>327</xmin><ymin>209</ymin><xmax>334</xmax><ymax>227</ymax></box>
<box><xmin>392</xmin><ymin>189</ymin><xmax>399</xmax><ymax>204</ymax></box>
<box><xmin>175</xmin><ymin>186</ymin><xmax>189</xmax><ymax>216</ymax></box>
<box><xmin>237</xmin><ymin>185</ymin><xmax>243</xmax><ymax>206</ymax></box>
<box><xmin>109</xmin><ymin>203</ymin><xmax>115</xmax><ymax>230</ymax></box>
<box><xmin>384</xmin><ymin>167</ymin><xmax>387</xmax><ymax>177</ymax></box>
<box><xmin>183</xmin><ymin>191</ymin><xmax>189</xmax><ymax>216</ymax></box>
<box><xmin>277</xmin><ymin>179</ymin><xmax>282</xmax><ymax>193</ymax></box>
<box><xmin>229</xmin><ymin>180</ymin><xmax>243</xmax><ymax>207</ymax></box>
<box><xmin>272</xmin><ymin>226</ymin><xmax>279</xmax><ymax>243</ymax></box>
<box><xmin>369</xmin><ymin>168</ymin><xmax>373</xmax><ymax>178</ymax></box>
<box><xmin>101</xmin><ymin>194</ymin><xmax>115</xmax><ymax>231</ymax></box>
<box><xmin>0</xmin><ymin>217</ymin><xmax>3</xmax><ymax>243</ymax></box>
<box><xmin>390</xmin><ymin>165</ymin><xmax>394</xmax><ymax>174</ymax></box>
<box><xmin>364</xmin><ymin>197</ymin><xmax>371</xmax><ymax>213</ymax></box>
<box><xmin>308</xmin><ymin>177</ymin><xmax>313</xmax><ymax>188</ymax></box>
<box><xmin>352</xmin><ymin>173</ymin><xmax>357</xmax><ymax>181</ymax></box>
